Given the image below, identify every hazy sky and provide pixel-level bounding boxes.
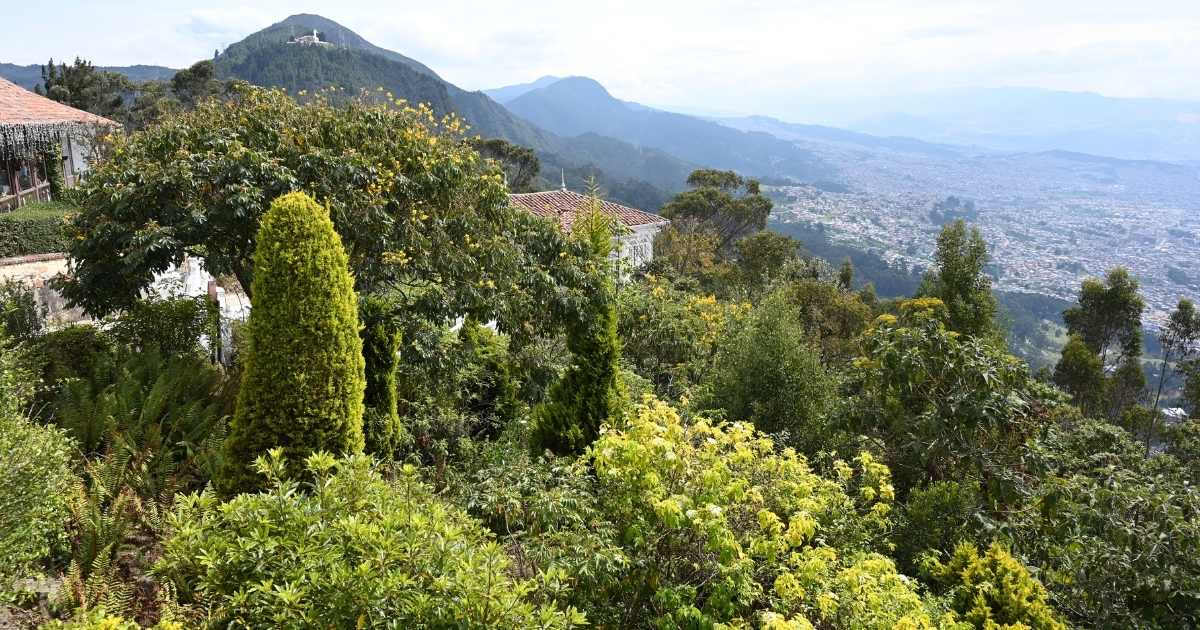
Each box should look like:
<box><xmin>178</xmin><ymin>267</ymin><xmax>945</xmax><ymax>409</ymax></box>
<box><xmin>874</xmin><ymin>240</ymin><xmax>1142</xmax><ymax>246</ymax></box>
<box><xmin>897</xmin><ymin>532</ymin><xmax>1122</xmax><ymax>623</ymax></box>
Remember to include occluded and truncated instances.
<box><xmin>4</xmin><ymin>0</ymin><xmax>1199</xmax><ymax>118</ymax></box>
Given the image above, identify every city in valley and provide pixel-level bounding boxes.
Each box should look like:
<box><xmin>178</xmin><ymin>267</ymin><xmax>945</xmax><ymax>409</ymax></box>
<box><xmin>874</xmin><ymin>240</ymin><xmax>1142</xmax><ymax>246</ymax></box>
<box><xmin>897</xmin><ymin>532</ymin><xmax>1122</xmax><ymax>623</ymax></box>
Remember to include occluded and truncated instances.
<box><xmin>766</xmin><ymin>135</ymin><xmax>1200</xmax><ymax>330</ymax></box>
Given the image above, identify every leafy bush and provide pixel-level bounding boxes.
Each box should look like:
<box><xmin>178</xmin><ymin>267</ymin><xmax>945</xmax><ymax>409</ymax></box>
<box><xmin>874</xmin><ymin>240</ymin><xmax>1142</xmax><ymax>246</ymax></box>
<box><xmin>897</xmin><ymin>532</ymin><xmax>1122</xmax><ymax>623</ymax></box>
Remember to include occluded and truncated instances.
<box><xmin>394</xmin><ymin>320</ymin><xmax>519</xmax><ymax>468</ymax></box>
<box><xmin>924</xmin><ymin>542</ymin><xmax>1066</xmax><ymax>630</ymax></box>
<box><xmin>449</xmin><ymin>434</ymin><xmax>629</xmax><ymax>624</ymax></box>
<box><xmin>0</xmin><ymin>337</ymin><xmax>75</xmax><ymax>602</ymax></box>
<box><xmin>28</xmin><ymin>324</ymin><xmax>115</xmax><ymax>413</ymax></box>
<box><xmin>0</xmin><ymin>277</ymin><xmax>45</xmax><ymax>341</ymax></box>
<box><xmin>847</xmin><ymin>307</ymin><xmax>1049</xmax><ymax>497</ymax></box>
<box><xmin>895</xmin><ymin>480</ymin><xmax>982</xmax><ymax>570</ymax></box>
<box><xmin>1009</xmin><ymin>421</ymin><xmax>1200</xmax><ymax>627</ymax></box>
<box><xmin>0</xmin><ymin>202</ymin><xmax>71</xmax><ymax>258</ymax></box>
<box><xmin>218</xmin><ymin>191</ymin><xmax>365</xmax><ymax>494</ymax></box>
<box><xmin>699</xmin><ymin>291</ymin><xmax>838</xmax><ymax>454</ymax></box>
<box><xmin>158</xmin><ymin>451</ymin><xmax>585</xmax><ymax>628</ymax></box>
<box><xmin>587</xmin><ymin>397</ymin><xmax>904</xmax><ymax>625</ymax></box>
<box><xmin>107</xmin><ymin>295</ymin><xmax>218</xmax><ymax>359</ymax></box>
<box><xmin>617</xmin><ymin>276</ymin><xmax>748</xmax><ymax>399</ymax></box>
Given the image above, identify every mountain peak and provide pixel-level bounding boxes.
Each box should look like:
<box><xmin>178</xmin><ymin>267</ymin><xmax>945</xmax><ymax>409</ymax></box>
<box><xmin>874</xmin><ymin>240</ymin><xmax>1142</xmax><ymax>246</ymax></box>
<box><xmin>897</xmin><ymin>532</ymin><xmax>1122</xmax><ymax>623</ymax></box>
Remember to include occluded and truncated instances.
<box><xmin>222</xmin><ymin>14</ymin><xmax>440</xmax><ymax>80</ymax></box>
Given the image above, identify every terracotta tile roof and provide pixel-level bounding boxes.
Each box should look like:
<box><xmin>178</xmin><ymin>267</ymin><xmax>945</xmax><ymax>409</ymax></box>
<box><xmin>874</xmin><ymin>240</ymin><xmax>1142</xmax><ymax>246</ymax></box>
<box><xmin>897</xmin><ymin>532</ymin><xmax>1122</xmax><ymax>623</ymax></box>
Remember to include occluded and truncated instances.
<box><xmin>509</xmin><ymin>189</ymin><xmax>668</xmax><ymax>233</ymax></box>
<box><xmin>0</xmin><ymin>77</ymin><xmax>118</xmax><ymax>127</ymax></box>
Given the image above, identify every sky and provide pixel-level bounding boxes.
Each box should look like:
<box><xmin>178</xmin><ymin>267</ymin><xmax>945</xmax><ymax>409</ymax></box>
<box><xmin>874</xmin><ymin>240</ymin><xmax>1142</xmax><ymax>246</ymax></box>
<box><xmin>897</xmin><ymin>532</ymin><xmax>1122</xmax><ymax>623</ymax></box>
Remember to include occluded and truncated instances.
<box><xmin>4</xmin><ymin>0</ymin><xmax>1199</xmax><ymax>120</ymax></box>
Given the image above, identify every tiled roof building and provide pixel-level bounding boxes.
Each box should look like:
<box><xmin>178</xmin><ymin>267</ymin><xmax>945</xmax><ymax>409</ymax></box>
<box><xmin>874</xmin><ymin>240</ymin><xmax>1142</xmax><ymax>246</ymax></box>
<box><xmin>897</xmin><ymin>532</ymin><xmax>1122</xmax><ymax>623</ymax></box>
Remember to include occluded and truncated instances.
<box><xmin>509</xmin><ymin>188</ymin><xmax>669</xmax><ymax>267</ymax></box>
<box><xmin>1</xmin><ymin>77</ymin><xmax>118</xmax><ymax>210</ymax></box>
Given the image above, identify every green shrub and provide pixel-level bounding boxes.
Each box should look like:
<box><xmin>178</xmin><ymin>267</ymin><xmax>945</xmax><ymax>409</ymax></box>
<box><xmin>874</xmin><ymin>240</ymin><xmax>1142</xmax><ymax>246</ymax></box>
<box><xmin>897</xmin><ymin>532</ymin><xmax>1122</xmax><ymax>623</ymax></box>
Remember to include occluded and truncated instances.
<box><xmin>0</xmin><ymin>278</ymin><xmax>44</xmax><ymax>341</ymax></box>
<box><xmin>107</xmin><ymin>295</ymin><xmax>218</xmax><ymax>359</ymax></box>
<box><xmin>895</xmin><ymin>480</ymin><xmax>981</xmax><ymax>570</ymax></box>
<box><xmin>0</xmin><ymin>338</ymin><xmax>75</xmax><ymax>602</ymax></box>
<box><xmin>458</xmin><ymin>320</ymin><xmax>519</xmax><ymax>439</ymax></box>
<box><xmin>532</xmin><ymin>198</ymin><xmax>625</xmax><ymax>455</ymax></box>
<box><xmin>29</xmin><ymin>324</ymin><xmax>115</xmax><ymax>409</ymax></box>
<box><xmin>158</xmin><ymin>451</ymin><xmax>585</xmax><ymax>628</ymax></box>
<box><xmin>0</xmin><ymin>202</ymin><xmax>72</xmax><ymax>258</ymax></box>
<box><xmin>924</xmin><ymin>542</ymin><xmax>1066</xmax><ymax>630</ymax></box>
<box><xmin>218</xmin><ymin>191</ymin><xmax>365</xmax><ymax>495</ymax></box>
<box><xmin>359</xmin><ymin>294</ymin><xmax>406</xmax><ymax>458</ymax></box>
<box><xmin>395</xmin><ymin>320</ymin><xmax>520</xmax><ymax>468</ymax></box>
<box><xmin>586</xmin><ymin>398</ymin><xmax>925</xmax><ymax>626</ymax></box>
<box><xmin>699</xmin><ymin>291</ymin><xmax>838</xmax><ymax>454</ymax></box>
<box><xmin>616</xmin><ymin>277</ymin><xmax>747</xmax><ymax>399</ymax></box>
<box><xmin>449</xmin><ymin>434</ymin><xmax>628</xmax><ymax>625</ymax></box>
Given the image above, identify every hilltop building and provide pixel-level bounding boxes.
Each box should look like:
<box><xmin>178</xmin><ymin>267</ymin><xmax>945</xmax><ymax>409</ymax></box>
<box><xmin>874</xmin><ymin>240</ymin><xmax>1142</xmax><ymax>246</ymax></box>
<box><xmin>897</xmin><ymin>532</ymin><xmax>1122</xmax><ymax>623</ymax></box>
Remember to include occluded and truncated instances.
<box><xmin>509</xmin><ymin>188</ymin><xmax>669</xmax><ymax>268</ymax></box>
<box><xmin>0</xmin><ymin>77</ymin><xmax>117</xmax><ymax>211</ymax></box>
<box><xmin>288</xmin><ymin>29</ymin><xmax>333</xmax><ymax>47</ymax></box>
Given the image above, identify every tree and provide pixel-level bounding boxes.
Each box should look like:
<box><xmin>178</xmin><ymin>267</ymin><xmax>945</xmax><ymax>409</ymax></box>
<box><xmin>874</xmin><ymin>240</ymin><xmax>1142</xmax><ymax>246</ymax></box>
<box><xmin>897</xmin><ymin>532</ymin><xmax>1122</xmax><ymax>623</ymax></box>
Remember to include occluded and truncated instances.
<box><xmin>37</xmin><ymin>57</ymin><xmax>130</xmax><ymax>119</ymax></box>
<box><xmin>838</xmin><ymin>258</ymin><xmax>854</xmax><ymax>290</ymax></box>
<box><xmin>473</xmin><ymin>138</ymin><xmax>540</xmax><ymax>192</ymax></box>
<box><xmin>1053</xmin><ymin>335</ymin><xmax>1106</xmax><ymax>416</ymax></box>
<box><xmin>848</xmin><ymin>300</ymin><xmax>1046</xmax><ymax>496</ymax></box>
<box><xmin>169</xmin><ymin>60</ymin><xmax>224</xmax><ymax>107</ymax></box>
<box><xmin>1147</xmin><ymin>299</ymin><xmax>1200</xmax><ymax>454</ymax></box>
<box><xmin>218</xmin><ymin>192</ymin><xmax>365</xmax><ymax>495</ymax></box>
<box><xmin>60</xmin><ymin>85</ymin><xmax>514</xmax><ymax>324</ymax></box>
<box><xmin>732</xmin><ymin>230</ymin><xmax>801</xmax><ymax>294</ymax></box>
<box><xmin>917</xmin><ymin>219</ymin><xmax>998</xmax><ymax>340</ymax></box>
<box><xmin>359</xmin><ymin>294</ymin><xmax>406</xmax><ymax>458</ymax></box>
<box><xmin>532</xmin><ymin>187</ymin><xmax>625</xmax><ymax>455</ymax></box>
<box><xmin>1063</xmin><ymin>267</ymin><xmax>1144</xmax><ymax>365</ymax></box>
<box><xmin>660</xmin><ymin>169</ymin><xmax>772</xmax><ymax>254</ymax></box>
<box><xmin>699</xmin><ymin>290</ymin><xmax>837</xmax><ymax>454</ymax></box>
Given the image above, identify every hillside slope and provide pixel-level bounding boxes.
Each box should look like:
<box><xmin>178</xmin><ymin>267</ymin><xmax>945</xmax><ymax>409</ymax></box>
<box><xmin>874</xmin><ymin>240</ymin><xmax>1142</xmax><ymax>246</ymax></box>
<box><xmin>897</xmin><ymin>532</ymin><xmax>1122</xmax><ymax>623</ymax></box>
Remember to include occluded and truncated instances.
<box><xmin>214</xmin><ymin>16</ymin><xmax>695</xmax><ymax>205</ymax></box>
<box><xmin>504</xmin><ymin>76</ymin><xmax>834</xmax><ymax>181</ymax></box>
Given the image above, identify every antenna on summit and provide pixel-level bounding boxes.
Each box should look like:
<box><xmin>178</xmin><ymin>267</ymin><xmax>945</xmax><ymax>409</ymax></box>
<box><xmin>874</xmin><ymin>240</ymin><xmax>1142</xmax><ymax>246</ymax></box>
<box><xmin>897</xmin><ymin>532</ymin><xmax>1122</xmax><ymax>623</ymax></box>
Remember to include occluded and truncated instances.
<box><xmin>560</xmin><ymin>168</ymin><xmax>566</xmax><ymax>191</ymax></box>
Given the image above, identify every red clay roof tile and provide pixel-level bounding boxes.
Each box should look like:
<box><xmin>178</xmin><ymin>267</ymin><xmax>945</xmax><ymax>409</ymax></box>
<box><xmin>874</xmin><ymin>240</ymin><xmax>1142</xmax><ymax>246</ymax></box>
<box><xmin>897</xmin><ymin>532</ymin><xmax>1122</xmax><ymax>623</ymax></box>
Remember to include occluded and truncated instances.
<box><xmin>509</xmin><ymin>189</ymin><xmax>668</xmax><ymax>233</ymax></box>
<box><xmin>0</xmin><ymin>76</ymin><xmax>118</xmax><ymax>127</ymax></box>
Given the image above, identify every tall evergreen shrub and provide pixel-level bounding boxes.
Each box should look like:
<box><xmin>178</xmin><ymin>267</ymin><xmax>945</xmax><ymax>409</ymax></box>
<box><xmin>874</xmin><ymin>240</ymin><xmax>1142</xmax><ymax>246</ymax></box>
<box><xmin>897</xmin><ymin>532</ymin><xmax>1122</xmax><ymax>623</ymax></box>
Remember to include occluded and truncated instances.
<box><xmin>532</xmin><ymin>191</ymin><xmax>625</xmax><ymax>455</ymax></box>
<box><xmin>218</xmin><ymin>192</ymin><xmax>365</xmax><ymax>494</ymax></box>
<box><xmin>359</xmin><ymin>294</ymin><xmax>406</xmax><ymax>457</ymax></box>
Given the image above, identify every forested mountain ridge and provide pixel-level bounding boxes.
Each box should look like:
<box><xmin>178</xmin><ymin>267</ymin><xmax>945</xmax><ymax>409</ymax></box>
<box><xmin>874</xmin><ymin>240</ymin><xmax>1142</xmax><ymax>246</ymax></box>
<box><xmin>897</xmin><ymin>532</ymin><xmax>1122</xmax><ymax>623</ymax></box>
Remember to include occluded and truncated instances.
<box><xmin>0</xmin><ymin>62</ymin><xmax>177</xmax><ymax>90</ymax></box>
<box><xmin>211</xmin><ymin>15</ymin><xmax>696</xmax><ymax>207</ymax></box>
<box><xmin>503</xmin><ymin>76</ymin><xmax>835</xmax><ymax>182</ymax></box>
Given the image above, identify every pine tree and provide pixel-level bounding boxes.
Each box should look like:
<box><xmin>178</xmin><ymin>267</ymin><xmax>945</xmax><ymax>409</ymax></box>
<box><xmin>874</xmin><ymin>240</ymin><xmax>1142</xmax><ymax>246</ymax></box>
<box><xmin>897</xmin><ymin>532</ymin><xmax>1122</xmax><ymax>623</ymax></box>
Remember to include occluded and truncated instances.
<box><xmin>218</xmin><ymin>191</ymin><xmax>365</xmax><ymax>495</ymax></box>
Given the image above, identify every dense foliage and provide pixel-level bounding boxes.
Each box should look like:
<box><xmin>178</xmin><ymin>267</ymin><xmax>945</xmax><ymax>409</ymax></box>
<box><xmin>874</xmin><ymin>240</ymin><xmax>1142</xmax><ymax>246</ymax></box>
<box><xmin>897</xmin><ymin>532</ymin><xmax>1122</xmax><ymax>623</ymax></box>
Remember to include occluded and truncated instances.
<box><xmin>9</xmin><ymin>84</ymin><xmax>1200</xmax><ymax>630</ymax></box>
<box><xmin>532</xmin><ymin>194</ymin><xmax>625</xmax><ymax>455</ymax></box>
<box><xmin>0</xmin><ymin>201</ymin><xmax>72</xmax><ymax>258</ymax></box>
<box><xmin>159</xmin><ymin>452</ymin><xmax>584</xmax><ymax>628</ymax></box>
<box><xmin>218</xmin><ymin>192</ymin><xmax>365</xmax><ymax>494</ymax></box>
<box><xmin>0</xmin><ymin>337</ymin><xmax>75</xmax><ymax>604</ymax></box>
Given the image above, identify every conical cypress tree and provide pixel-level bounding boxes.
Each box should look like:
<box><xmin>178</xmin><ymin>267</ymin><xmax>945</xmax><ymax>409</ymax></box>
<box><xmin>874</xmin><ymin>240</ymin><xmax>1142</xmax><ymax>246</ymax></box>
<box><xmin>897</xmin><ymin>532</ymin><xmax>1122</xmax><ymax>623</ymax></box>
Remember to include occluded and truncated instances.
<box><xmin>217</xmin><ymin>191</ymin><xmax>365</xmax><ymax>495</ymax></box>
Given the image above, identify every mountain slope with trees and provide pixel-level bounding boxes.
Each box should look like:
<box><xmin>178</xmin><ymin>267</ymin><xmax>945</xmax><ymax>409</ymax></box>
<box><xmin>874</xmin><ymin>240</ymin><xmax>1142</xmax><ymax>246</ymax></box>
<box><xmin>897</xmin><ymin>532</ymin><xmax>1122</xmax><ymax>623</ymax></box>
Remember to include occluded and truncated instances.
<box><xmin>504</xmin><ymin>76</ymin><xmax>835</xmax><ymax>182</ymax></box>
<box><xmin>212</xmin><ymin>15</ymin><xmax>695</xmax><ymax>207</ymax></box>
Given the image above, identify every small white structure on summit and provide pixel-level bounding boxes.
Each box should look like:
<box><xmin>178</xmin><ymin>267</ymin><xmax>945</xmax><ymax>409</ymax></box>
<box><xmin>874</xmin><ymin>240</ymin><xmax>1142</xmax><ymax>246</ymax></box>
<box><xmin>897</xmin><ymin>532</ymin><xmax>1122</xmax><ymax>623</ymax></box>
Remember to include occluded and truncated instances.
<box><xmin>288</xmin><ymin>29</ymin><xmax>332</xmax><ymax>47</ymax></box>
